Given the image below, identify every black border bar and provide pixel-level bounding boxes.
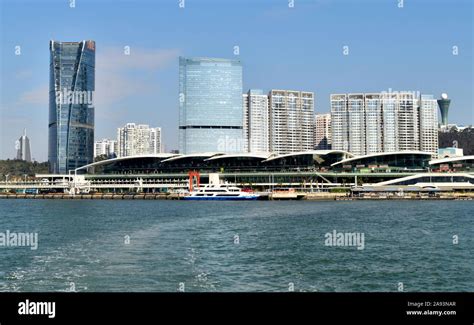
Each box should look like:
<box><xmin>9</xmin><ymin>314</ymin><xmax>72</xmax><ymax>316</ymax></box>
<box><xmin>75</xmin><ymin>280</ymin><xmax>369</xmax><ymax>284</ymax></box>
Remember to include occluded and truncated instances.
<box><xmin>0</xmin><ymin>292</ymin><xmax>472</xmax><ymax>322</ymax></box>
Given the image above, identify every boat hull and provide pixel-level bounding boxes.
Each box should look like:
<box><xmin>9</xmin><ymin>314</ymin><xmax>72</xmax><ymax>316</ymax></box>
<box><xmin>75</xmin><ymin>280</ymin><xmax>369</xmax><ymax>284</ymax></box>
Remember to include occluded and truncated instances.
<box><xmin>183</xmin><ymin>195</ymin><xmax>259</xmax><ymax>201</ymax></box>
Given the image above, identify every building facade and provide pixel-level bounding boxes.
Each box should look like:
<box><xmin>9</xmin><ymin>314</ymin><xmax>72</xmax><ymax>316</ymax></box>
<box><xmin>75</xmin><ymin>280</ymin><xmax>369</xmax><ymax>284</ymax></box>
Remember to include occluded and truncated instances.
<box><xmin>331</xmin><ymin>91</ymin><xmax>438</xmax><ymax>156</ymax></box>
<box><xmin>48</xmin><ymin>40</ymin><xmax>95</xmax><ymax>173</ymax></box>
<box><xmin>347</xmin><ymin>94</ymin><xmax>366</xmax><ymax>156</ymax></box>
<box><xmin>269</xmin><ymin>90</ymin><xmax>314</xmax><ymax>154</ymax></box>
<box><xmin>117</xmin><ymin>123</ymin><xmax>162</xmax><ymax>157</ymax></box>
<box><xmin>364</xmin><ymin>94</ymin><xmax>383</xmax><ymax>155</ymax></box>
<box><xmin>15</xmin><ymin>129</ymin><xmax>31</xmax><ymax>162</ymax></box>
<box><xmin>179</xmin><ymin>57</ymin><xmax>243</xmax><ymax>154</ymax></box>
<box><xmin>94</xmin><ymin>139</ymin><xmax>117</xmax><ymax>158</ymax></box>
<box><xmin>330</xmin><ymin>94</ymin><xmax>349</xmax><ymax>152</ymax></box>
<box><xmin>397</xmin><ymin>92</ymin><xmax>420</xmax><ymax>151</ymax></box>
<box><xmin>380</xmin><ymin>93</ymin><xmax>398</xmax><ymax>153</ymax></box>
<box><xmin>243</xmin><ymin>89</ymin><xmax>270</xmax><ymax>153</ymax></box>
<box><xmin>419</xmin><ymin>95</ymin><xmax>439</xmax><ymax>154</ymax></box>
<box><xmin>314</xmin><ymin>113</ymin><xmax>331</xmax><ymax>150</ymax></box>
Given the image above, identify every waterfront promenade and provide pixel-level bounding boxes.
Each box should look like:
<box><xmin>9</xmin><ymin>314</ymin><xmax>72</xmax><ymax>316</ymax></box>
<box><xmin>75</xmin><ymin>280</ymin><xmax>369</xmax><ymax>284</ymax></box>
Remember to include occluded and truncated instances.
<box><xmin>0</xmin><ymin>191</ymin><xmax>472</xmax><ymax>201</ymax></box>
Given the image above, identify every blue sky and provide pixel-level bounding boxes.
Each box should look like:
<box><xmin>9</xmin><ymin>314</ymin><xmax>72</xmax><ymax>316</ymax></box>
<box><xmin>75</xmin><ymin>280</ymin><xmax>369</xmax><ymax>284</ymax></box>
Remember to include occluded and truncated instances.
<box><xmin>0</xmin><ymin>0</ymin><xmax>472</xmax><ymax>161</ymax></box>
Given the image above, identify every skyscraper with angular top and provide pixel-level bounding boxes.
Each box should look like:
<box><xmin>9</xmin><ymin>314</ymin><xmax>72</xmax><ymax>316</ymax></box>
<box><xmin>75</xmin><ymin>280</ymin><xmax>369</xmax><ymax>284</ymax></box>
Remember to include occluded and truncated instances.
<box><xmin>16</xmin><ymin>129</ymin><xmax>31</xmax><ymax>162</ymax></box>
<box><xmin>48</xmin><ymin>40</ymin><xmax>95</xmax><ymax>174</ymax></box>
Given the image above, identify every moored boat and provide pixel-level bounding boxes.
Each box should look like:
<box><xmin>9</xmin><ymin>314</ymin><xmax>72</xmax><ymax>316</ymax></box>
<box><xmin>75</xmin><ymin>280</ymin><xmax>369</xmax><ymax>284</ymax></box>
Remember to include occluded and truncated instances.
<box><xmin>183</xmin><ymin>184</ymin><xmax>259</xmax><ymax>200</ymax></box>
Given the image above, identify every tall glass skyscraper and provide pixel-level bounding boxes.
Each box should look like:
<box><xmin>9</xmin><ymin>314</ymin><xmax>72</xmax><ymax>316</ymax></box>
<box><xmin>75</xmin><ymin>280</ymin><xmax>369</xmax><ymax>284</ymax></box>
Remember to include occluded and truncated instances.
<box><xmin>16</xmin><ymin>129</ymin><xmax>31</xmax><ymax>162</ymax></box>
<box><xmin>179</xmin><ymin>57</ymin><xmax>243</xmax><ymax>154</ymax></box>
<box><xmin>49</xmin><ymin>40</ymin><xmax>95</xmax><ymax>174</ymax></box>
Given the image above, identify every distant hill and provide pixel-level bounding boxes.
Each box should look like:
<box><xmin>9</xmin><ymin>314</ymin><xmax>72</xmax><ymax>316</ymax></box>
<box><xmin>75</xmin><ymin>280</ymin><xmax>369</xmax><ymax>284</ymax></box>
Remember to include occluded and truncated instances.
<box><xmin>439</xmin><ymin>127</ymin><xmax>474</xmax><ymax>155</ymax></box>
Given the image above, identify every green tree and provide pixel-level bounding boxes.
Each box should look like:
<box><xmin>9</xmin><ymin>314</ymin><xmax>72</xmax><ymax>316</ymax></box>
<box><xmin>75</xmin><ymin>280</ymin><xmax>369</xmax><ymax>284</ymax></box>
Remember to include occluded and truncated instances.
<box><xmin>439</xmin><ymin>127</ymin><xmax>474</xmax><ymax>155</ymax></box>
<box><xmin>0</xmin><ymin>159</ymin><xmax>49</xmax><ymax>179</ymax></box>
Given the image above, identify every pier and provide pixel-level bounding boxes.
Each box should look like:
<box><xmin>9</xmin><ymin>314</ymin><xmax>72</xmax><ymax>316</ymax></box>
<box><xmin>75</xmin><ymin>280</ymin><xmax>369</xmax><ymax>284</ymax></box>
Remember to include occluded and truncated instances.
<box><xmin>0</xmin><ymin>170</ymin><xmax>473</xmax><ymax>200</ymax></box>
<box><xmin>1</xmin><ymin>191</ymin><xmax>472</xmax><ymax>200</ymax></box>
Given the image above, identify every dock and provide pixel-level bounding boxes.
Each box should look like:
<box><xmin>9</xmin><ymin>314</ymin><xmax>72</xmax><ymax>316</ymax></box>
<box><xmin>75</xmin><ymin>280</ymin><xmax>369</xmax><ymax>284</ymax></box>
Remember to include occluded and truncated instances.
<box><xmin>0</xmin><ymin>193</ymin><xmax>187</xmax><ymax>200</ymax></box>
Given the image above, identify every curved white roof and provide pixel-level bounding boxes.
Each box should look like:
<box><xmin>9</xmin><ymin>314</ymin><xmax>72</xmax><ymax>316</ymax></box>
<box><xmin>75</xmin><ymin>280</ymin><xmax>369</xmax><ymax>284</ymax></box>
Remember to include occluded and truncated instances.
<box><xmin>205</xmin><ymin>152</ymin><xmax>271</xmax><ymax>161</ymax></box>
<box><xmin>331</xmin><ymin>151</ymin><xmax>434</xmax><ymax>167</ymax></box>
<box><xmin>263</xmin><ymin>150</ymin><xmax>353</xmax><ymax>163</ymax></box>
<box><xmin>75</xmin><ymin>153</ymin><xmax>179</xmax><ymax>170</ymax></box>
<box><xmin>429</xmin><ymin>155</ymin><xmax>474</xmax><ymax>165</ymax></box>
<box><xmin>160</xmin><ymin>152</ymin><xmax>224</xmax><ymax>163</ymax></box>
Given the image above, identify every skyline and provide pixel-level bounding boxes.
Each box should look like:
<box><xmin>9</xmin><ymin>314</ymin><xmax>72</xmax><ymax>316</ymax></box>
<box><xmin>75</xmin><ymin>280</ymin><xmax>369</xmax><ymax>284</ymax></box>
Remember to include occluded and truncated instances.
<box><xmin>1</xmin><ymin>0</ymin><xmax>473</xmax><ymax>161</ymax></box>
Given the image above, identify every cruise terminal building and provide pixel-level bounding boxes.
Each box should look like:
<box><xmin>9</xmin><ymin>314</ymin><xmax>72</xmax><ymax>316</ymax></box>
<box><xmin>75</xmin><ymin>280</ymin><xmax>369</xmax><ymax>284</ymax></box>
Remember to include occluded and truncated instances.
<box><xmin>41</xmin><ymin>150</ymin><xmax>473</xmax><ymax>193</ymax></box>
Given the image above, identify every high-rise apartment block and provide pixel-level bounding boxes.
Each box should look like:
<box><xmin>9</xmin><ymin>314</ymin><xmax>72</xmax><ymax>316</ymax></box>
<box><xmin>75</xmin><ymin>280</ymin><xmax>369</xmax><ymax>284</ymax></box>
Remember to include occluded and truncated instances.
<box><xmin>268</xmin><ymin>90</ymin><xmax>314</xmax><ymax>154</ymax></box>
<box><xmin>331</xmin><ymin>91</ymin><xmax>438</xmax><ymax>156</ymax></box>
<box><xmin>242</xmin><ymin>89</ymin><xmax>270</xmax><ymax>153</ymax></box>
<box><xmin>314</xmin><ymin>113</ymin><xmax>331</xmax><ymax>150</ymax></box>
<box><xmin>94</xmin><ymin>139</ymin><xmax>117</xmax><ymax>158</ymax></box>
<box><xmin>117</xmin><ymin>123</ymin><xmax>162</xmax><ymax>157</ymax></box>
<box><xmin>419</xmin><ymin>95</ymin><xmax>439</xmax><ymax>154</ymax></box>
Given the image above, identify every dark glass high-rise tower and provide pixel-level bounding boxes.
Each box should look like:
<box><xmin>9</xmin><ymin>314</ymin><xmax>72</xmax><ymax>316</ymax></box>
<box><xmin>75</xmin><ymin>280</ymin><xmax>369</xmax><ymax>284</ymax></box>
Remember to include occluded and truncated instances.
<box><xmin>49</xmin><ymin>40</ymin><xmax>95</xmax><ymax>174</ymax></box>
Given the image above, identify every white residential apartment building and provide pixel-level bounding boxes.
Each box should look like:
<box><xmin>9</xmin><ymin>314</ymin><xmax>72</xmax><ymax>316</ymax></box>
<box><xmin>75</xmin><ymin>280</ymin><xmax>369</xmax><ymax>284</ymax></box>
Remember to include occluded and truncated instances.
<box><xmin>418</xmin><ymin>95</ymin><xmax>439</xmax><ymax>154</ymax></box>
<box><xmin>331</xmin><ymin>91</ymin><xmax>438</xmax><ymax>156</ymax></box>
<box><xmin>314</xmin><ymin>113</ymin><xmax>331</xmax><ymax>150</ymax></box>
<box><xmin>347</xmin><ymin>94</ymin><xmax>366</xmax><ymax>156</ymax></box>
<box><xmin>117</xmin><ymin>123</ymin><xmax>162</xmax><ymax>157</ymax></box>
<box><xmin>94</xmin><ymin>139</ymin><xmax>117</xmax><ymax>158</ymax></box>
<box><xmin>364</xmin><ymin>94</ymin><xmax>383</xmax><ymax>155</ymax></box>
<box><xmin>243</xmin><ymin>89</ymin><xmax>270</xmax><ymax>153</ymax></box>
<box><xmin>269</xmin><ymin>90</ymin><xmax>315</xmax><ymax>154</ymax></box>
<box><xmin>331</xmin><ymin>94</ymin><xmax>349</xmax><ymax>152</ymax></box>
<box><xmin>397</xmin><ymin>92</ymin><xmax>420</xmax><ymax>151</ymax></box>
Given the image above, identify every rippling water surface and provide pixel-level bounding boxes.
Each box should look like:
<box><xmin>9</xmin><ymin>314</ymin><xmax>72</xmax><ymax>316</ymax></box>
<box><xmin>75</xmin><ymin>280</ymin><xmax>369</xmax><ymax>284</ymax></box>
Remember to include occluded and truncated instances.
<box><xmin>0</xmin><ymin>200</ymin><xmax>472</xmax><ymax>292</ymax></box>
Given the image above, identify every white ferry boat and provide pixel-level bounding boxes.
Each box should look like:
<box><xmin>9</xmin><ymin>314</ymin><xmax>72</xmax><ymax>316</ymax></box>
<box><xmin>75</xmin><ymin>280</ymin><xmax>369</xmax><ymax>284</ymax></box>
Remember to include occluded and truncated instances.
<box><xmin>183</xmin><ymin>184</ymin><xmax>259</xmax><ymax>200</ymax></box>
